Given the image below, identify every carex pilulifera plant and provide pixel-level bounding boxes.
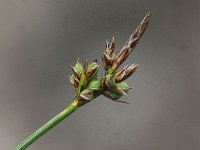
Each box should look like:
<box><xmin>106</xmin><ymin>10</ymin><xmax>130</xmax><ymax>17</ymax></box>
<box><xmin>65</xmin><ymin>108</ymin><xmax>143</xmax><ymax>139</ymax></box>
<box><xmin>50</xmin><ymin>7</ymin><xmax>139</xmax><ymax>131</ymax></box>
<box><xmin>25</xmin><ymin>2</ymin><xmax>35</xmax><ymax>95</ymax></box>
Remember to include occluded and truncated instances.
<box><xmin>15</xmin><ymin>12</ymin><xmax>151</xmax><ymax>150</ymax></box>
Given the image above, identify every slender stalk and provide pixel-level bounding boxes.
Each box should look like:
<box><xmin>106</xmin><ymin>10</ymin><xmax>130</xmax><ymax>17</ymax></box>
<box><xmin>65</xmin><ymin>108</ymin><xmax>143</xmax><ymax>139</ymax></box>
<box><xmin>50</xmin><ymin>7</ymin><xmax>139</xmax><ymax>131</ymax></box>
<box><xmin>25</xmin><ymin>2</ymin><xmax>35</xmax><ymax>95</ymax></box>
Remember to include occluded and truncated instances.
<box><xmin>15</xmin><ymin>100</ymin><xmax>79</xmax><ymax>150</ymax></box>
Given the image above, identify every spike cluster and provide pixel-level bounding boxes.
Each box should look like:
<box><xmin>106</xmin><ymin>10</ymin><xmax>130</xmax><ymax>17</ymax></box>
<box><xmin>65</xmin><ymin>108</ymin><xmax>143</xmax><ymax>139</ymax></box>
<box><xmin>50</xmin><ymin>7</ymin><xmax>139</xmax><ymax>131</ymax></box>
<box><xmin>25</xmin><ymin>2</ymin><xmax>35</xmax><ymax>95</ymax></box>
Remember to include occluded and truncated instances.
<box><xmin>69</xmin><ymin>59</ymin><xmax>101</xmax><ymax>106</ymax></box>
<box><xmin>100</xmin><ymin>37</ymin><xmax>139</xmax><ymax>102</ymax></box>
<box><xmin>70</xmin><ymin>12</ymin><xmax>151</xmax><ymax>106</ymax></box>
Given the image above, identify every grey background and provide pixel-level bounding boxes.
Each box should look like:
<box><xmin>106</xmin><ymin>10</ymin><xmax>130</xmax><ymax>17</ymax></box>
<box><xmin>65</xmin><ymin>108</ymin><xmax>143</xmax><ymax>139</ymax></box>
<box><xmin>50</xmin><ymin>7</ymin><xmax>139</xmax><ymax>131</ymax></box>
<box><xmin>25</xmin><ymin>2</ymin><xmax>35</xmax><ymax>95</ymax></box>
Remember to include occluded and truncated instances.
<box><xmin>0</xmin><ymin>0</ymin><xmax>200</xmax><ymax>150</ymax></box>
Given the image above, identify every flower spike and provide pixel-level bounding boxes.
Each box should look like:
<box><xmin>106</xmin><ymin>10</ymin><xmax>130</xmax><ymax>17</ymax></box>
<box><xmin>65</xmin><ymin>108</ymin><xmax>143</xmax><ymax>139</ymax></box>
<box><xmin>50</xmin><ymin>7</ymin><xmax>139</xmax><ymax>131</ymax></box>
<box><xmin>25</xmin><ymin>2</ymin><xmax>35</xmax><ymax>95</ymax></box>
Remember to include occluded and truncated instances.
<box><xmin>15</xmin><ymin>12</ymin><xmax>151</xmax><ymax>150</ymax></box>
<box><xmin>112</xmin><ymin>12</ymin><xmax>151</xmax><ymax>71</ymax></box>
<box><xmin>69</xmin><ymin>12</ymin><xmax>151</xmax><ymax>106</ymax></box>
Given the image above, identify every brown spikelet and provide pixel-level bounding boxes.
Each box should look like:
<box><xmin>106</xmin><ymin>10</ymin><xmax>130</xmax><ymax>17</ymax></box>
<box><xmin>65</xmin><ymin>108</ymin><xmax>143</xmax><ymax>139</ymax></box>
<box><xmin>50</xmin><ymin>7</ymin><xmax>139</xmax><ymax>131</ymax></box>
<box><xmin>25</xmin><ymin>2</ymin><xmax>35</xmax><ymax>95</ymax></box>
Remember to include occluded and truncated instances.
<box><xmin>112</xmin><ymin>12</ymin><xmax>151</xmax><ymax>70</ymax></box>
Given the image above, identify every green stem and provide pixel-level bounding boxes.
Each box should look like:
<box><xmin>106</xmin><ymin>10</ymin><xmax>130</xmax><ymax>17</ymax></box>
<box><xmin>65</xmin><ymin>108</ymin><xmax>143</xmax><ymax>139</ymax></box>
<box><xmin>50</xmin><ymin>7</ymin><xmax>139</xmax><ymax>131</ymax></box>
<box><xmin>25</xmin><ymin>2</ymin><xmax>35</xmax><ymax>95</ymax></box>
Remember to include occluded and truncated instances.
<box><xmin>15</xmin><ymin>100</ymin><xmax>79</xmax><ymax>150</ymax></box>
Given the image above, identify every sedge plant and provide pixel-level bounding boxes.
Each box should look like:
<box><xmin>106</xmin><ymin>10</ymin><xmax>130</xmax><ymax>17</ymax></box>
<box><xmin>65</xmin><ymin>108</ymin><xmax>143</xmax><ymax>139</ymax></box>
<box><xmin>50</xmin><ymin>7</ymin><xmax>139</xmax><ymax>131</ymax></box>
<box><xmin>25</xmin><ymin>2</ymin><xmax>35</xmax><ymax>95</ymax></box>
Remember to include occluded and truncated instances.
<box><xmin>15</xmin><ymin>12</ymin><xmax>151</xmax><ymax>150</ymax></box>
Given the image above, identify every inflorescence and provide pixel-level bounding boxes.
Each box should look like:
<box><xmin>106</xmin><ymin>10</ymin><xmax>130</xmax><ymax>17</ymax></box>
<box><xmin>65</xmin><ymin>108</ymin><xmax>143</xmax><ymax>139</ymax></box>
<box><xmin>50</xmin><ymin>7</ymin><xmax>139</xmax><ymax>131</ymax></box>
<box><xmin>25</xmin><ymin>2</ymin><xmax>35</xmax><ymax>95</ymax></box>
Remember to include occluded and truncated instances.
<box><xmin>69</xmin><ymin>12</ymin><xmax>151</xmax><ymax>107</ymax></box>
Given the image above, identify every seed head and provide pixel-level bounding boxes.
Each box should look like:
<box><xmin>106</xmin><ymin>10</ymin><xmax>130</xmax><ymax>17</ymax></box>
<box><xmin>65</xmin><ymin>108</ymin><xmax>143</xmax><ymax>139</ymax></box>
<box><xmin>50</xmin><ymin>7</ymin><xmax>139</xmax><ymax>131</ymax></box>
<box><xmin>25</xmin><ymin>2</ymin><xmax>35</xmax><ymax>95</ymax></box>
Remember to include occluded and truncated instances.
<box><xmin>70</xmin><ymin>12</ymin><xmax>151</xmax><ymax>106</ymax></box>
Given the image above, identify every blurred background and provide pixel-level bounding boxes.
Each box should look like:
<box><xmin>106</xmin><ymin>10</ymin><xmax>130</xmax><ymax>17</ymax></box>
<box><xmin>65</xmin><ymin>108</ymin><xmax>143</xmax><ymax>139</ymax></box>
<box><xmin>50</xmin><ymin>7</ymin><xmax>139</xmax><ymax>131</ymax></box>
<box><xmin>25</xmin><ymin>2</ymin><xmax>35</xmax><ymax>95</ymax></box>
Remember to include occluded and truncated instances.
<box><xmin>0</xmin><ymin>0</ymin><xmax>200</xmax><ymax>149</ymax></box>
